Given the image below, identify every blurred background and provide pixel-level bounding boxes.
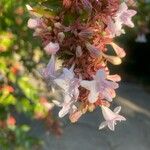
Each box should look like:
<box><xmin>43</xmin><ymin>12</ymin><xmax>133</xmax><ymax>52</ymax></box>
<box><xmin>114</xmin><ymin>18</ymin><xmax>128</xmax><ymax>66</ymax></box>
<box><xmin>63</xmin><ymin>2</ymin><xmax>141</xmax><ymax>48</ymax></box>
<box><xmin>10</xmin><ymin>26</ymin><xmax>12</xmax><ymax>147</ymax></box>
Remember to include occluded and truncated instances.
<box><xmin>0</xmin><ymin>0</ymin><xmax>150</xmax><ymax>150</ymax></box>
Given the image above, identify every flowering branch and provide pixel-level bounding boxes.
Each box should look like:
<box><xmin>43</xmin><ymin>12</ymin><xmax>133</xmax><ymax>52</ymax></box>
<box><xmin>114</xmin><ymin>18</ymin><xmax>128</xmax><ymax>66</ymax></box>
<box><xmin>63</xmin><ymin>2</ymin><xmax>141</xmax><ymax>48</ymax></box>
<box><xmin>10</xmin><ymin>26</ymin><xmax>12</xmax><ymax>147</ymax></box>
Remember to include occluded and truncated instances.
<box><xmin>27</xmin><ymin>0</ymin><xmax>136</xmax><ymax>131</ymax></box>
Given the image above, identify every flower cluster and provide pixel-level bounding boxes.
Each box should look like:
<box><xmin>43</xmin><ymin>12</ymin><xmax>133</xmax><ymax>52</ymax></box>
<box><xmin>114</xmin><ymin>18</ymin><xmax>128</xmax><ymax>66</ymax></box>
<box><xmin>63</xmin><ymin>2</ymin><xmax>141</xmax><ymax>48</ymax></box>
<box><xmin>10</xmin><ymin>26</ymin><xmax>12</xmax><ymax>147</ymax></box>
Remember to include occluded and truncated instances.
<box><xmin>27</xmin><ymin>0</ymin><xmax>136</xmax><ymax>131</ymax></box>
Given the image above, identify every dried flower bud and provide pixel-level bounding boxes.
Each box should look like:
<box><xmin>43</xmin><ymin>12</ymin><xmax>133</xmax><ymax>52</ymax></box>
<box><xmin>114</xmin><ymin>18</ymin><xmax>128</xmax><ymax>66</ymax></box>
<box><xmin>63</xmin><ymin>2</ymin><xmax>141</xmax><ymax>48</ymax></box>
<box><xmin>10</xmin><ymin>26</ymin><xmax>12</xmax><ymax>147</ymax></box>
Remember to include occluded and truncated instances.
<box><xmin>69</xmin><ymin>111</ymin><xmax>82</xmax><ymax>123</ymax></box>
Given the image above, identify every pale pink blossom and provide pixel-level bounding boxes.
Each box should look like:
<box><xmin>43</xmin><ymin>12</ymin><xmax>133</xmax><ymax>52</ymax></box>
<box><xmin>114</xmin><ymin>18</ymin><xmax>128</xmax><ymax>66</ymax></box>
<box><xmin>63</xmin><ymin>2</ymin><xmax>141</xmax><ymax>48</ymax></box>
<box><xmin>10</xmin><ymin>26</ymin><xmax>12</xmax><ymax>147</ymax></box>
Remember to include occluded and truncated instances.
<box><xmin>106</xmin><ymin>2</ymin><xmax>136</xmax><ymax>37</ymax></box>
<box><xmin>99</xmin><ymin>106</ymin><xmax>126</xmax><ymax>131</ymax></box>
<box><xmin>54</xmin><ymin>67</ymin><xmax>80</xmax><ymax>102</ymax></box>
<box><xmin>27</xmin><ymin>18</ymin><xmax>41</xmax><ymax>29</ymax></box>
<box><xmin>54</xmin><ymin>67</ymin><xmax>80</xmax><ymax>117</ymax></box>
<box><xmin>114</xmin><ymin>2</ymin><xmax>137</xmax><ymax>28</ymax></box>
<box><xmin>106</xmin><ymin>19</ymin><xmax>125</xmax><ymax>38</ymax></box>
<box><xmin>80</xmin><ymin>69</ymin><xmax>119</xmax><ymax>103</ymax></box>
<box><xmin>44</xmin><ymin>42</ymin><xmax>60</xmax><ymax>55</ymax></box>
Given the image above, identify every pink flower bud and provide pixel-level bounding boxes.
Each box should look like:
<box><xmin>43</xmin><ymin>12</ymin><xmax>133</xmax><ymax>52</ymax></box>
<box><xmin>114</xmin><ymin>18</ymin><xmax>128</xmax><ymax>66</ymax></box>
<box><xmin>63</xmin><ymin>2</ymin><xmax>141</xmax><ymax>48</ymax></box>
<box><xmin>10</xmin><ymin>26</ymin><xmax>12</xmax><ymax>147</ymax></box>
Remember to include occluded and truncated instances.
<box><xmin>44</xmin><ymin>42</ymin><xmax>60</xmax><ymax>55</ymax></box>
<box><xmin>110</xmin><ymin>42</ymin><xmax>126</xmax><ymax>58</ymax></box>
<box><xmin>27</xmin><ymin>18</ymin><xmax>40</xmax><ymax>29</ymax></box>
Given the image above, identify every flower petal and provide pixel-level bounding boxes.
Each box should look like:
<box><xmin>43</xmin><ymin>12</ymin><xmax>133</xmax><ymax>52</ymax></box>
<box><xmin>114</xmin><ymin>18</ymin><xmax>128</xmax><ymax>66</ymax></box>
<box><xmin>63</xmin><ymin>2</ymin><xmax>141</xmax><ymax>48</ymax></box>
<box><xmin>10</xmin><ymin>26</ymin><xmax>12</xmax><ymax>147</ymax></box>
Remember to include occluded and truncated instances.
<box><xmin>59</xmin><ymin>106</ymin><xmax>69</xmax><ymax>118</ymax></box>
<box><xmin>114</xmin><ymin>106</ymin><xmax>121</xmax><ymax>114</ymax></box>
<box><xmin>99</xmin><ymin>121</ymin><xmax>107</xmax><ymax>130</ymax></box>
<box><xmin>108</xmin><ymin>121</ymin><xmax>115</xmax><ymax>131</ymax></box>
<box><xmin>41</xmin><ymin>55</ymin><xmax>56</xmax><ymax>79</ymax></box>
<box><xmin>95</xmin><ymin>69</ymin><xmax>106</xmax><ymax>81</ymax></box>
<box><xmin>44</xmin><ymin>42</ymin><xmax>60</xmax><ymax>55</ymax></box>
<box><xmin>88</xmin><ymin>90</ymin><xmax>99</xmax><ymax>103</ymax></box>
<box><xmin>54</xmin><ymin>78</ymin><xmax>69</xmax><ymax>91</ymax></box>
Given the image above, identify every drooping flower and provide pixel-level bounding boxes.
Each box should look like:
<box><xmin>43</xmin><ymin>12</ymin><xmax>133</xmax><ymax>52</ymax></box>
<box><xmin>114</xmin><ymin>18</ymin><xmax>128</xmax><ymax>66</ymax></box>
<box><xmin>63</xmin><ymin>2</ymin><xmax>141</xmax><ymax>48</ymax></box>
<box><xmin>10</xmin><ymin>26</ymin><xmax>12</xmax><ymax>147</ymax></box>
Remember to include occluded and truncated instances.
<box><xmin>54</xmin><ymin>67</ymin><xmax>80</xmax><ymax>117</ymax></box>
<box><xmin>114</xmin><ymin>2</ymin><xmax>137</xmax><ymax>28</ymax></box>
<box><xmin>99</xmin><ymin>106</ymin><xmax>126</xmax><ymax>131</ymax></box>
<box><xmin>80</xmin><ymin>69</ymin><xmax>119</xmax><ymax>103</ymax></box>
<box><xmin>44</xmin><ymin>42</ymin><xmax>60</xmax><ymax>55</ymax></box>
<box><xmin>54</xmin><ymin>66</ymin><xmax>80</xmax><ymax>102</ymax></box>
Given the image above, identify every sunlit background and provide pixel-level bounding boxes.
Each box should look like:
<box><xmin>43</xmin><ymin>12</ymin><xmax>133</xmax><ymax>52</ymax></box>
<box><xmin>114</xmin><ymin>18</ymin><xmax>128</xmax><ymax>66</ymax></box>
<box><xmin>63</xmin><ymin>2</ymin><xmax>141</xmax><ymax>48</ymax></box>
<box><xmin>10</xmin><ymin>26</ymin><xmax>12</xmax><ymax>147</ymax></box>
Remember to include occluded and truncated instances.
<box><xmin>0</xmin><ymin>0</ymin><xmax>150</xmax><ymax>150</ymax></box>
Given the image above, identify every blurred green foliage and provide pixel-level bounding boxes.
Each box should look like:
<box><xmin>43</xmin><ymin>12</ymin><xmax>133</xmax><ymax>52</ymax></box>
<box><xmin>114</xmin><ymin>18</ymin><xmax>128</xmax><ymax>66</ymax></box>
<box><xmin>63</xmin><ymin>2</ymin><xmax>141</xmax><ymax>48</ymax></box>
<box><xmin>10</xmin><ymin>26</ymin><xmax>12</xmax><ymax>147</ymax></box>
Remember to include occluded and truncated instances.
<box><xmin>0</xmin><ymin>0</ymin><xmax>53</xmax><ymax>149</ymax></box>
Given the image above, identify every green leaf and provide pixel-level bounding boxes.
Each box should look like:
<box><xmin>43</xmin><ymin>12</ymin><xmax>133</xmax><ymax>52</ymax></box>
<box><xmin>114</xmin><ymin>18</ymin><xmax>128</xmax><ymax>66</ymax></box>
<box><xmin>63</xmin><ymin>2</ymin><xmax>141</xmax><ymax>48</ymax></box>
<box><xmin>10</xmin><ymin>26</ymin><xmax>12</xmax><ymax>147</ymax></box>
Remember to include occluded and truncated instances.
<box><xmin>0</xmin><ymin>94</ymin><xmax>16</xmax><ymax>106</ymax></box>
